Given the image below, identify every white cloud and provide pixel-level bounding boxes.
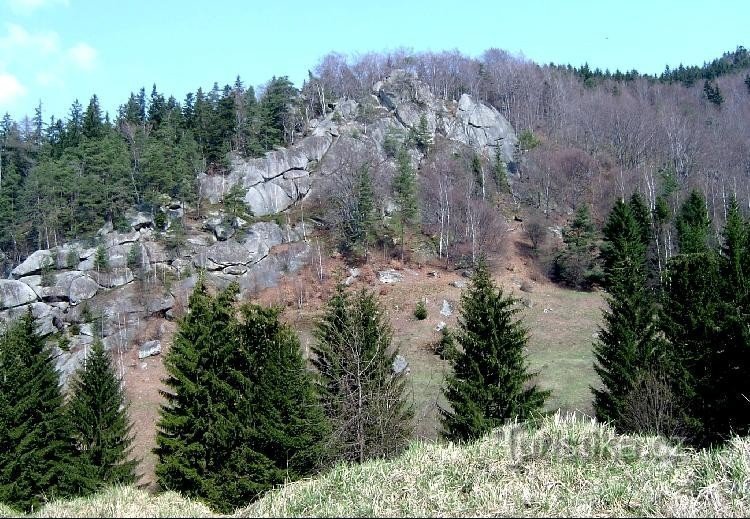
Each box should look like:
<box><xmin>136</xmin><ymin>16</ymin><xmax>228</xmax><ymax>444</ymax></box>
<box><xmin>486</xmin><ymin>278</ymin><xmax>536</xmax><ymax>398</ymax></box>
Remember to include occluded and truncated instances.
<box><xmin>7</xmin><ymin>0</ymin><xmax>69</xmax><ymax>15</ymax></box>
<box><xmin>0</xmin><ymin>24</ymin><xmax>60</xmax><ymax>56</ymax></box>
<box><xmin>0</xmin><ymin>73</ymin><xmax>26</xmax><ymax>106</ymax></box>
<box><xmin>66</xmin><ymin>42</ymin><xmax>96</xmax><ymax>70</ymax></box>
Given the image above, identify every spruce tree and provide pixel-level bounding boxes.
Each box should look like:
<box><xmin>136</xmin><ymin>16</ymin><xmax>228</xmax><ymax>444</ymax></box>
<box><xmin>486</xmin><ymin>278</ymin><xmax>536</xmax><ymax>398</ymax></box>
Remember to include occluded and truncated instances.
<box><xmin>441</xmin><ymin>259</ymin><xmax>549</xmax><ymax>442</ymax></box>
<box><xmin>235</xmin><ymin>304</ymin><xmax>328</xmax><ymax>479</ymax></box>
<box><xmin>313</xmin><ymin>285</ymin><xmax>413</xmax><ymax>464</ymax></box>
<box><xmin>67</xmin><ymin>340</ymin><xmax>137</xmax><ymax>486</ymax></box>
<box><xmin>0</xmin><ymin>312</ymin><xmax>96</xmax><ymax>512</ymax></box>
<box><xmin>592</xmin><ymin>200</ymin><xmax>661</xmax><ymax>430</ymax></box>
<box><xmin>676</xmin><ymin>189</ymin><xmax>711</xmax><ymax>254</ymax></box>
<box><xmin>714</xmin><ymin>198</ymin><xmax>750</xmax><ymax>438</ymax></box>
<box><xmin>341</xmin><ymin>164</ymin><xmax>376</xmax><ymax>260</ymax></box>
<box><xmin>156</xmin><ymin>280</ymin><xmax>325</xmax><ymax>512</ymax></box>
<box><xmin>554</xmin><ymin>204</ymin><xmax>601</xmax><ymax>289</ymax></box>
<box><xmin>393</xmin><ymin>147</ymin><xmax>419</xmax><ymax>261</ymax></box>
<box><xmin>662</xmin><ymin>251</ymin><xmax>722</xmax><ymax>445</ymax></box>
<box><xmin>155</xmin><ymin>280</ymin><xmax>247</xmax><ymax>508</ymax></box>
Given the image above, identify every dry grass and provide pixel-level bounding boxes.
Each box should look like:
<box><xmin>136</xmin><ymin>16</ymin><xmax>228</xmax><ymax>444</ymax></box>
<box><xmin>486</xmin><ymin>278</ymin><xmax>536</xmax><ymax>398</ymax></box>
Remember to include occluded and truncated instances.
<box><xmin>6</xmin><ymin>413</ymin><xmax>749</xmax><ymax>518</ymax></box>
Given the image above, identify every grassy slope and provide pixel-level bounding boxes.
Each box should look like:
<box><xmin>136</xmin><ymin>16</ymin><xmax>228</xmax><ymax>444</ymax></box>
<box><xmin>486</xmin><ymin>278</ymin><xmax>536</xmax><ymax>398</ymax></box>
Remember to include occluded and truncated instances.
<box><xmin>7</xmin><ymin>414</ymin><xmax>749</xmax><ymax>518</ymax></box>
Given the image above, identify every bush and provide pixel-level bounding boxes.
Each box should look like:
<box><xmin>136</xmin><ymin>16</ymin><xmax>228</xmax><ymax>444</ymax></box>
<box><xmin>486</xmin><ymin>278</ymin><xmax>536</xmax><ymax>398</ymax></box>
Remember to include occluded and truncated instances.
<box><xmin>518</xmin><ymin>129</ymin><xmax>541</xmax><ymax>151</ymax></box>
<box><xmin>414</xmin><ymin>300</ymin><xmax>428</xmax><ymax>320</ymax></box>
<box><xmin>435</xmin><ymin>327</ymin><xmax>457</xmax><ymax>361</ymax></box>
<box><xmin>40</xmin><ymin>256</ymin><xmax>56</xmax><ymax>287</ymax></box>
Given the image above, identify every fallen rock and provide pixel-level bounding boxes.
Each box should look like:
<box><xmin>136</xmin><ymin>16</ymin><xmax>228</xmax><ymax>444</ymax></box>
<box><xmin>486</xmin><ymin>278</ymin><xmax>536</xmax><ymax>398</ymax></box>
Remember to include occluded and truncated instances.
<box><xmin>345</xmin><ymin>267</ymin><xmax>360</xmax><ymax>285</ymax></box>
<box><xmin>0</xmin><ymin>279</ymin><xmax>39</xmax><ymax>309</ymax></box>
<box><xmin>392</xmin><ymin>354</ymin><xmax>410</xmax><ymax>375</ymax></box>
<box><xmin>11</xmin><ymin>249</ymin><xmax>55</xmax><ymax>278</ymax></box>
<box><xmin>440</xmin><ymin>299</ymin><xmax>453</xmax><ymax>317</ymax></box>
<box><xmin>435</xmin><ymin>321</ymin><xmax>446</xmax><ymax>332</ymax></box>
<box><xmin>69</xmin><ymin>275</ymin><xmax>99</xmax><ymax>304</ymax></box>
<box><xmin>451</xmin><ymin>280</ymin><xmax>467</xmax><ymax>289</ymax></box>
<box><xmin>138</xmin><ymin>340</ymin><xmax>162</xmax><ymax>359</ymax></box>
<box><xmin>378</xmin><ymin>269</ymin><xmax>403</xmax><ymax>284</ymax></box>
<box><xmin>214</xmin><ymin>224</ymin><xmax>235</xmax><ymax>241</ymax></box>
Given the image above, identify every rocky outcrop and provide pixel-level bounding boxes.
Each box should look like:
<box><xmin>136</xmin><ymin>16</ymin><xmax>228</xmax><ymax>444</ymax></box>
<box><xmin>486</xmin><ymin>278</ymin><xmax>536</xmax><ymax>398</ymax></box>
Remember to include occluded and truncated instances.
<box><xmin>374</xmin><ymin>69</ymin><xmax>517</xmax><ymax>160</ymax></box>
<box><xmin>200</xmin><ymin>70</ymin><xmax>516</xmax><ymax>217</ymax></box>
<box><xmin>198</xmin><ymin>133</ymin><xmax>334</xmax><ymax>216</ymax></box>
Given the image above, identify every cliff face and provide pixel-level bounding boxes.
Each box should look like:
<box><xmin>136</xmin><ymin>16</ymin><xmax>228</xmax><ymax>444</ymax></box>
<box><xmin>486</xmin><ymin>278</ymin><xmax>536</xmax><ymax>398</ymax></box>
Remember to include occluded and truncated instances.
<box><xmin>1</xmin><ymin>71</ymin><xmax>517</xmax><ymax>383</ymax></box>
<box><xmin>198</xmin><ymin>69</ymin><xmax>517</xmax><ymax>216</ymax></box>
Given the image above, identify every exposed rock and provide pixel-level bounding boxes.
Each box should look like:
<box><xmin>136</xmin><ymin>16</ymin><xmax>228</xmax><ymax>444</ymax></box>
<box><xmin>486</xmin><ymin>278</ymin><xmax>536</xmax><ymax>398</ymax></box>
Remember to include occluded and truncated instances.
<box><xmin>0</xmin><ymin>302</ymin><xmax>58</xmax><ymax>336</ymax></box>
<box><xmin>104</xmin><ymin>244</ymin><xmax>129</xmax><ymax>269</ymax></box>
<box><xmin>223</xmin><ymin>265</ymin><xmax>248</xmax><ymax>276</ymax></box>
<box><xmin>214</xmin><ymin>224</ymin><xmax>234</xmax><ymax>241</ymax></box>
<box><xmin>521</xmin><ymin>297</ymin><xmax>534</xmax><ymax>309</ymax></box>
<box><xmin>138</xmin><ymin>340</ymin><xmax>162</xmax><ymax>359</ymax></box>
<box><xmin>88</xmin><ymin>268</ymin><xmax>135</xmax><ymax>288</ymax></box>
<box><xmin>69</xmin><ymin>275</ymin><xmax>99</xmax><ymax>304</ymax></box>
<box><xmin>202</xmin><ymin>216</ymin><xmax>223</xmax><ymax>232</ymax></box>
<box><xmin>451</xmin><ymin>279</ymin><xmax>467</xmax><ymax>289</ymax></box>
<box><xmin>144</xmin><ymin>241</ymin><xmax>168</xmax><ymax>265</ymax></box>
<box><xmin>80</xmin><ymin>323</ymin><xmax>94</xmax><ymax>336</ymax></box>
<box><xmin>447</xmin><ymin>93</ymin><xmax>517</xmax><ymax>161</ymax></box>
<box><xmin>0</xmin><ymin>279</ymin><xmax>39</xmax><ymax>309</ymax></box>
<box><xmin>11</xmin><ymin>249</ymin><xmax>55</xmax><ymax>278</ymax></box>
<box><xmin>101</xmin><ymin>230</ymin><xmax>140</xmax><ymax>249</ymax></box>
<box><xmin>378</xmin><ymin>269</ymin><xmax>403</xmax><ymax>284</ymax></box>
<box><xmin>198</xmin><ymin>134</ymin><xmax>333</xmax><ymax>215</ymax></box>
<box><xmin>194</xmin><ymin>240</ymin><xmax>250</xmax><ymax>270</ymax></box>
<box><xmin>55</xmin><ymin>336</ymin><xmax>92</xmax><ymax>386</ymax></box>
<box><xmin>345</xmin><ymin>267</ymin><xmax>360</xmax><ymax>285</ymax></box>
<box><xmin>392</xmin><ymin>354</ymin><xmax>410</xmax><ymax>375</ymax></box>
<box><xmin>97</xmin><ymin>221</ymin><xmax>114</xmax><ymax>236</ymax></box>
<box><xmin>127</xmin><ymin>210</ymin><xmax>155</xmax><ymax>231</ymax></box>
<box><xmin>440</xmin><ymin>299</ymin><xmax>453</xmax><ymax>317</ymax></box>
<box><xmin>435</xmin><ymin>321</ymin><xmax>446</xmax><ymax>332</ymax></box>
<box><xmin>20</xmin><ymin>271</ymin><xmax>85</xmax><ymax>302</ymax></box>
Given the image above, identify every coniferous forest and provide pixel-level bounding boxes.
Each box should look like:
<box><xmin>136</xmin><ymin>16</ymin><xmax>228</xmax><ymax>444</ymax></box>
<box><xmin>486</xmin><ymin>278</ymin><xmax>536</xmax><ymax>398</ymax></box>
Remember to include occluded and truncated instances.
<box><xmin>1</xmin><ymin>45</ymin><xmax>750</xmax><ymax>514</ymax></box>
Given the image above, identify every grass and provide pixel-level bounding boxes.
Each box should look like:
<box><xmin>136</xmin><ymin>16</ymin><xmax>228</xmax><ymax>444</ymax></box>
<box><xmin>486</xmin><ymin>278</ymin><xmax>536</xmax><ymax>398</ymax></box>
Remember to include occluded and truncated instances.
<box><xmin>520</xmin><ymin>286</ymin><xmax>603</xmax><ymax>415</ymax></box>
<box><xmin>7</xmin><ymin>413</ymin><xmax>749</xmax><ymax>517</ymax></box>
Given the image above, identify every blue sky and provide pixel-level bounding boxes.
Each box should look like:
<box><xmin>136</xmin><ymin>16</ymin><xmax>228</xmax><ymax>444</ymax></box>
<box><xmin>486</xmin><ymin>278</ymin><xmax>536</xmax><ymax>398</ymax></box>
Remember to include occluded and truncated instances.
<box><xmin>0</xmin><ymin>0</ymin><xmax>748</xmax><ymax>120</ymax></box>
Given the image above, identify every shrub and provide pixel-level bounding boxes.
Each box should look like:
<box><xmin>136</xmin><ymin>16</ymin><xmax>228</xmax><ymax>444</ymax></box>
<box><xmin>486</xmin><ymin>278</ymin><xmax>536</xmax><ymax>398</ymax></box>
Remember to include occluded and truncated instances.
<box><xmin>414</xmin><ymin>300</ymin><xmax>428</xmax><ymax>320</ymax></box>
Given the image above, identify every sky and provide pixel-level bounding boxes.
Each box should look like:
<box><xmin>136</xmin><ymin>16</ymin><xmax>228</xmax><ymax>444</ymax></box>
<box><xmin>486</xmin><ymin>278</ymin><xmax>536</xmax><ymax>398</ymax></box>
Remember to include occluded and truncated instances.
<box><xmin>0</xmin><ymin>0</ymin><xmax>748</xmax><ymax>120</ymax></box>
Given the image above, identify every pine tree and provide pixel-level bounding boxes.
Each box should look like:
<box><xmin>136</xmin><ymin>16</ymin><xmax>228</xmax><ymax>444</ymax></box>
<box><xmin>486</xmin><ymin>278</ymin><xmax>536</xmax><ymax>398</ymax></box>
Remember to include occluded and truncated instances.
<box><xmin>0</xmin><ymin>312</ymin><xmax>96</xmax><ymax>511</ymax></box>
<box><xmin>592</xmin><ymin>200</ymin><xmax>661</xmax><ymax>430</ymax></box>
<box><xmin>441</xmin><ymin>259</ymin><xmax>549</xmax><ymax>442</ymax></box>
<box><xmin>67</xmin><ymin>340</ymin><xmax>137</xmax><ymax>487</ymax></box>
<box><xmin>313</xmin><ymin>285</ymin><xmax>413</xmax><ymax>464</ymax></box>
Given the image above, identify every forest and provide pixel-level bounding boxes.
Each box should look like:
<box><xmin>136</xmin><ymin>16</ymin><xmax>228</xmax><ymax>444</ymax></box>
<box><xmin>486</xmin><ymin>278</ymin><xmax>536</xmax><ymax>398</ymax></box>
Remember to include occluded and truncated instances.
<box><xmin>1</xmin><ymin>45</ymin><xmax>750</xmax><ymax>513</ymax></box>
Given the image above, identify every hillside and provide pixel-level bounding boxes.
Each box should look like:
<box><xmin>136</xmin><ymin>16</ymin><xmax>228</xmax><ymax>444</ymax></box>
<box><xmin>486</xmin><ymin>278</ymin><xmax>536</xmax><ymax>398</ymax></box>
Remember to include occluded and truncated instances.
<box><xmin>4</xmin><ymin>413</ymin><xmax>748</xmax><ymax>517</ymax></box>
